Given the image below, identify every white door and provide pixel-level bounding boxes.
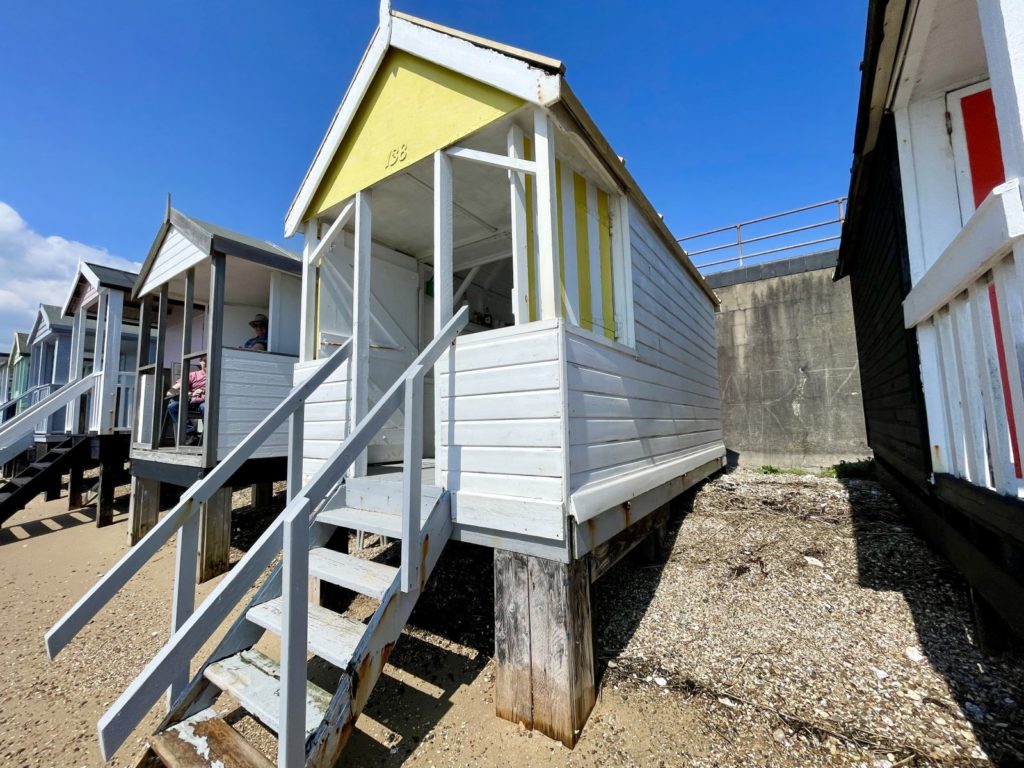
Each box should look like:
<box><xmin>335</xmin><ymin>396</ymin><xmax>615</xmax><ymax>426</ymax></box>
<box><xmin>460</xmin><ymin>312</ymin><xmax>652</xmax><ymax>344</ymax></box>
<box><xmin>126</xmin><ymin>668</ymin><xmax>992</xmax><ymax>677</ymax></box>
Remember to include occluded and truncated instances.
<box><xmin>318</xmin><ymin>234</ymin><xmax>420</xmax><ymax>462</ymax></box>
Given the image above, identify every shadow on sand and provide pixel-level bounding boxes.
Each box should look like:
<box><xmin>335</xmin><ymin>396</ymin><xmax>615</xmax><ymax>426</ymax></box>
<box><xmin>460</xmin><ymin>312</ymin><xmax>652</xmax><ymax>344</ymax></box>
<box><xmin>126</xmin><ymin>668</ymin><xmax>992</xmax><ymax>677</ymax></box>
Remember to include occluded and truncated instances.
<box><xmin>844</xmin><ymin>474</ymin><xmax>1024</xmax><ymax>765</ymax></box>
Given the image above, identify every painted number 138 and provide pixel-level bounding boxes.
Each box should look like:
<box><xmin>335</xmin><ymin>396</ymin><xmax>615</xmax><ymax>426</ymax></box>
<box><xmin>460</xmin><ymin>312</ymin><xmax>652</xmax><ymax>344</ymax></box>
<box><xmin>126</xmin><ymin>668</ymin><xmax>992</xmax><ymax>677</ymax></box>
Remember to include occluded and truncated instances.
<box><xmin>385</xmin><ymin>144</ymin><xmax>408</xmax><ymax>169</ymax></box>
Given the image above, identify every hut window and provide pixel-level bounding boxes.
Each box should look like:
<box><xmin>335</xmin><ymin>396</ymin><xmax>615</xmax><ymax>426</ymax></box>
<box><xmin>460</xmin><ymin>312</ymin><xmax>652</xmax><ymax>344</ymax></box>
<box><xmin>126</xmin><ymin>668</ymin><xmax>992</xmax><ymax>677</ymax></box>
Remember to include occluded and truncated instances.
<box><xmin>555</xmin><ymin>161</ymin><xmax>626</xmax><ymax>342</ymax></box>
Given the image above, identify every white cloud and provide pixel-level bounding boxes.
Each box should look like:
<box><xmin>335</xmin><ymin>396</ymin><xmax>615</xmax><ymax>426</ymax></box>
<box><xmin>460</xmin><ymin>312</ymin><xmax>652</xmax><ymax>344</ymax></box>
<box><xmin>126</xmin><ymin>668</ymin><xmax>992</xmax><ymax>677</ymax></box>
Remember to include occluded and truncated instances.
<box><xmin>0</xmin><ymin>201</ymin><xmax>140</xmax><ymax>351</ymax></box>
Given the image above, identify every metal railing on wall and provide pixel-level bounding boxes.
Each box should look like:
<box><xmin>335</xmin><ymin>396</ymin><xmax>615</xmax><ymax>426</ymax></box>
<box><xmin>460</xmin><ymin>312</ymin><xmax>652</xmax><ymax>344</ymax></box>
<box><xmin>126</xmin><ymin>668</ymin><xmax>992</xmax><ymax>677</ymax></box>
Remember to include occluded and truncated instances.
<box><xmin>678</xmin><ymin>197</ymin><xmax>846</xmax><ymax>272</ymax></box>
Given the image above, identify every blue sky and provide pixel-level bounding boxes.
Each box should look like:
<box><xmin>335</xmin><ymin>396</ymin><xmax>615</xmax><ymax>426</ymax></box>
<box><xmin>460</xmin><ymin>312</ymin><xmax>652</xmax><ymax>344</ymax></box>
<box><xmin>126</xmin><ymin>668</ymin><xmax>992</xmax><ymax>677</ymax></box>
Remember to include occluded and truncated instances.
<box><xmin>0</xmin><ymin>0</ymin><xmax>867</xmax><ymax>348</ymax></box>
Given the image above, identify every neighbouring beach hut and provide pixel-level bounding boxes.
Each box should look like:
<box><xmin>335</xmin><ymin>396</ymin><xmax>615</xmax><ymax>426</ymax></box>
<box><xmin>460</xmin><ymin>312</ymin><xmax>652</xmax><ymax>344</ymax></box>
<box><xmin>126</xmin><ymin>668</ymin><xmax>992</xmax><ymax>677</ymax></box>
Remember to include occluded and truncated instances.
<box><xmin>0</xmin><ymin>263</ymin><xmax>140</xmax><ymax>525</ymax></box>
<box><xmin>46</xmin><ymin>5</ymin><xmax>725</xmax><ymax>765</ymax></box>
<box><xmin>836</xmin><ymin>0</ymin><xmax>1024</xmax><ymax>642</ymax></box>
<box><xmin>0</xmin><ymin>352</ymin><xmax>10</xmax><ymax>414</ymax></box>
<box><xmin>125</xmin><ymin>207</ymin><xmax>303</xmax><ymax>578</ymax></box>
<box><xmin>25</xmin><ymin>304</ymin><xmax>74</xmax><ymax>444</ymax></box>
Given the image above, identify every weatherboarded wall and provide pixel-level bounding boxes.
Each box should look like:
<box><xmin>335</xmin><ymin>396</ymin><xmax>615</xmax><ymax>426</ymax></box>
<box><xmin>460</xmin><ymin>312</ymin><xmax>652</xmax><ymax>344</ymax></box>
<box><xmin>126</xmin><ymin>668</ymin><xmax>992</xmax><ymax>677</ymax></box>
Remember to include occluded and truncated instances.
<box><xmin>708</xmin><ymin>251</ymin><xmax>869</xmax><ymax>469</ymax></box>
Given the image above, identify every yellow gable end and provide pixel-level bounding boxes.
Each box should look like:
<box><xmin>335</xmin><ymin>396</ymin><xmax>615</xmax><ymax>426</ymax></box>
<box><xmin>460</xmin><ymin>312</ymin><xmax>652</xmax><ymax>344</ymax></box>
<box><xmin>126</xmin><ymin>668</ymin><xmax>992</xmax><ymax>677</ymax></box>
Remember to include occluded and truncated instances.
<box><xmin>305</xmin><ymin>50</ymin><xmax>524</xmax><ymax>220</ymax></box>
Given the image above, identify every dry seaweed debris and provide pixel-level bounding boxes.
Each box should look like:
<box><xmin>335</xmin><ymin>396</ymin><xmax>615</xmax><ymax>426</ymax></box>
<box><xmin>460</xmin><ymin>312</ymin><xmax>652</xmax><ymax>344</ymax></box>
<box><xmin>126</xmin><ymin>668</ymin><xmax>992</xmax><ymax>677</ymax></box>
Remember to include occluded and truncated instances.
<box><xmin>595</xmin><ymin>469</ymin><xmax>1024</xmax><ymax>767</ymax></box>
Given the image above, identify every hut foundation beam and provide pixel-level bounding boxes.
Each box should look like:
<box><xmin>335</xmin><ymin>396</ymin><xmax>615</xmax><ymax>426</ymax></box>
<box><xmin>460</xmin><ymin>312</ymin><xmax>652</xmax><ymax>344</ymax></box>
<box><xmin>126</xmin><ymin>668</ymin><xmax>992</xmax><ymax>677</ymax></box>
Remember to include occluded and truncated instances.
<box><xmin>68</xmin><ymin>462</ymin><xmax>85</xmax><ymax>509</ymax></box>
<box><xmin>494</xmin><ymin>550</ymin><xmax>595</xmax><ymax>747</ymax></box>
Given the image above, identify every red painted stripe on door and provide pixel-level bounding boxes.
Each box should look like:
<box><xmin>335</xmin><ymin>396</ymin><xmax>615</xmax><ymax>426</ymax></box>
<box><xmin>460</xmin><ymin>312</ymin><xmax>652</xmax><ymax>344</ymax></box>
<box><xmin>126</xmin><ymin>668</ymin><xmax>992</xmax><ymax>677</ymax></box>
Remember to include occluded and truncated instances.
<box><xmin>962</xmin><ymin>89</ymin><xmax>1006</xmax><ymax>209</ymax></box>
<box><xmin>988</xmin><ymin>283</ymin><xmax>1023</xmax><ymax>478</ymax></box>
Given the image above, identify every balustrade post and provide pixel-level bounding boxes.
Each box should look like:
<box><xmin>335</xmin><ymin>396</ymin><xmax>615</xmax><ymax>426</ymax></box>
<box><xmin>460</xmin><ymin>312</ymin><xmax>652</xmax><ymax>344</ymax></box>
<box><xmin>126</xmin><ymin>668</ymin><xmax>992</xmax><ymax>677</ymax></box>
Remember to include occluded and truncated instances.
<box><xmin>401</xmin><ymin>366</ymin><xmax>424</xmax><ymax>593</ymax></box>
<box><xmin>279</xmin><ymin>497</ymin><xmax>311</xmax><ymax>767</ymax></box>
<box><xmin>167</xmin><ymin>499</ymin><xmax>200</xmax><ymax>708</ymax></box>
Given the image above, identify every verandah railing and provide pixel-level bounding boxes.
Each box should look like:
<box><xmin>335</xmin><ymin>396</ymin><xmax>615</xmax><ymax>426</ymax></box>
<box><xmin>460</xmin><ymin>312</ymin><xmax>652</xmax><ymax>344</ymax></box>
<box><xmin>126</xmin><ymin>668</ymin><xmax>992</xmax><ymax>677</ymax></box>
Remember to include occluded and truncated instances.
<box><xmin>904</xmin><ymin>180</ymin><xmax>1024</xmax><ymax>497</ymax></box>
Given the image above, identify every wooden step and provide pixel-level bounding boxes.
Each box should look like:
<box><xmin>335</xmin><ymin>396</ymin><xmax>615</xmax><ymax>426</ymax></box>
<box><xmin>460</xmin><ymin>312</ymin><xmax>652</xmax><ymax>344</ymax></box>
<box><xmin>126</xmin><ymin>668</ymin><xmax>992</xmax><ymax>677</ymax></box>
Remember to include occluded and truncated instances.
<box><xmin>344</xmin><ymin>477</ymin><xmax>442</xmax><ymax>515</ymax></box>
<box><xmin>309</xmin><ymin>548</ymin><xmax>397</xmax><ymax>600</ymax></box>
<box><xmin>247</xmin><ymin>598</ymin><xmax>365</xmax><ymax>670</ymax></box>
<box><xmin>148</xmin><ymin>708</ymin><xmax>274</xmax><ymax>768</ymax></box>
<box><xmin>317</xmin><ymin>505</ymin><xmax>402</xmax><ymax>540</ymax></box>
<box><xmin>204</xmin><ymin>649</ymin><xmax>331</xmax><ymax>738</ymax></box>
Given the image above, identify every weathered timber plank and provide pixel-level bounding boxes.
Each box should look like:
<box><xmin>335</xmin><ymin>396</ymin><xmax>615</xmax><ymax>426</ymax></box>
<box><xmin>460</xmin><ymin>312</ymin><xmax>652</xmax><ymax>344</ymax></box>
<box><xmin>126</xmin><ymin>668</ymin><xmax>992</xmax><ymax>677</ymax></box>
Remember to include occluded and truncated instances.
<box><xmin>526</xmin><ymin>554</ymin><xmax>595</xmax><ymax>747</ymax></box>
<box><xmin>494</xmin><ymin>550</ymin><xmax>533</xmax><ymax>729</ymax></box>
<box><xmin>589</xmin><ymin>504</ymin><xmax>669</xmax><ymax>583</ymax></box>
<box><xmin>197</xmin><ymin>486</ymin><xmax>232</xmax><ymax>583</ymax></box>
<box><xmin>148</xmin><ymin>714</ymin><xmax>274</xmax><ymax>768</ymax></box>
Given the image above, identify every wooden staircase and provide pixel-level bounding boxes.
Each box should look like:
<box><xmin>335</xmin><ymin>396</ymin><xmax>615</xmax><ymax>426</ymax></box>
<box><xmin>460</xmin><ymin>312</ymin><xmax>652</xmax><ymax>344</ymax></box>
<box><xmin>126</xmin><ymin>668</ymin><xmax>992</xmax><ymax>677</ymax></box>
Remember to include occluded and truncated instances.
<box><xmin>45</xmin><ymin>307</ymin><xmax>470</xmax><ymax>768</ymax></box>
<box><xmin>144</xmin><ymin>475</ymin><xmax>452</xmax><ymax>767</ymax></box>
<box><xmin>0</xmin><ymin>435</ymin><xmax>88</xmax><ymax>526</ymax></box>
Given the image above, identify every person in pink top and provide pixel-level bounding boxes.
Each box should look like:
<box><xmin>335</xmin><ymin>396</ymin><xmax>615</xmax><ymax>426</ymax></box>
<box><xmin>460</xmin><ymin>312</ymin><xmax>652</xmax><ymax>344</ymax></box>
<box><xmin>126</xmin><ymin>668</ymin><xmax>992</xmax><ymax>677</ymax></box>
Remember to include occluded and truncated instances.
<box><xmin>166</xmin><ymin>355</ymin><xmax>207</xmax><ymax>445</ymax></box>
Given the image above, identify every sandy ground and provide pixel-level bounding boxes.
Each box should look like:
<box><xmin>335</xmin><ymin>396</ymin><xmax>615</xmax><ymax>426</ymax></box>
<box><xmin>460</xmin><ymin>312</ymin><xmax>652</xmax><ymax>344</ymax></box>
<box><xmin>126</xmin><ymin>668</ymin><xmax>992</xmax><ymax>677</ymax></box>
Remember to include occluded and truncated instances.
<box><xmin>1</xmin><ymin>469</ymin><xmax>1022</xmax><ymax>767</ymax></box>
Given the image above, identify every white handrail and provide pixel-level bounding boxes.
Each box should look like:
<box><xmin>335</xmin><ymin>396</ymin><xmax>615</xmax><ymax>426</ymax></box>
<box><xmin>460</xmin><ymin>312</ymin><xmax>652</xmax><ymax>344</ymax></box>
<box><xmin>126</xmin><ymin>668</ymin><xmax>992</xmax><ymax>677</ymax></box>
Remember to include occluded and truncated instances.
<box><xmin>44</xmin><ymin>340</ymin><xmax>354</xmax><ymax>662</ymax></box>
<box><xmin>0</xmin><ymin>375</ymin><xmax>96</xmax><ymax>449</ymax></box>
<box><xmin>92</xmin><ymin>307</ymin><xmax>468</xmax><ymax>760</ymax></box>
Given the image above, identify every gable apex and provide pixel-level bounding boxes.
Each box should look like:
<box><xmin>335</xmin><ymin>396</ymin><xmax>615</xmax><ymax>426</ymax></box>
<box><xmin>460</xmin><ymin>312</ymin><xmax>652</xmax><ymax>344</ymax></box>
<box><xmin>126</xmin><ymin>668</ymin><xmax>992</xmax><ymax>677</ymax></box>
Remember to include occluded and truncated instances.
<box><xmin>285</xmin><ymin>11</ymin><xmax>563</xmax><ymax>235</ymax></box>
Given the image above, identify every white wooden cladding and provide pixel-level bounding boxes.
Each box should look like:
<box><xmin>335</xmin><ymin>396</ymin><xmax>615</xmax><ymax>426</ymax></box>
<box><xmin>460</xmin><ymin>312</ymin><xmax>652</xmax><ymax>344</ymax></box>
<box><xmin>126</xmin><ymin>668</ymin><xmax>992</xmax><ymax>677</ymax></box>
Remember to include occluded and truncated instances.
<box><xmin>137</xmin><ymin>227</ymin><xmax>207</xmax><ymax>298</ymax></box>
<box><xmin>438</xmin><ymin>321</ymin><xmax>566</xmax><ymax>541</ymax></box>
<box><xmin>294</xmin><ymin>356</ymin><xmax>351</xmax><ymax>480</ymax></box>
<box><xmin>561</xmin><ymin>203</ymin><xmax>723</xmax><ymax>494</ymax></box>
<box><xmin>216</xmin><ymin>350</ymin><xmax>297</xmax><ymax>461</ymax></box>
<box><xmin>911</xmin><ymin>250</ymin><xmax>1024</xmax><ymax>496</ymax></box>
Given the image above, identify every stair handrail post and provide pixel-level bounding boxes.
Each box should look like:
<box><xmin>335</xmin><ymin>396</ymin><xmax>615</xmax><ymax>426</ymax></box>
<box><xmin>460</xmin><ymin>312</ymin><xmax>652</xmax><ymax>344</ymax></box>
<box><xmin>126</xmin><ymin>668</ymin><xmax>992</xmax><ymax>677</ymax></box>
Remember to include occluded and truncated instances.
<box><xmin>279</xmin><ymin>495</ymin><xmax>312</xmax><ymax>767</ymax></box>
<box><xmin>167</xmin><ymin>498</ymin><xmax>201</xmax><ymax>709</ymax></box>
<box><xmin>0</xmin><ymin>374</ymin><xmax>97</xmax><ymax>450</ymax></box>
<box><xmin>400</xmin><ymin>364</ymin><xmax>425</xmax><ymax>593</ymax></box>
<box><xmin>43</xmin><ymin>341</ymin><xmax>352</xmax><ymax>662</ymax></box>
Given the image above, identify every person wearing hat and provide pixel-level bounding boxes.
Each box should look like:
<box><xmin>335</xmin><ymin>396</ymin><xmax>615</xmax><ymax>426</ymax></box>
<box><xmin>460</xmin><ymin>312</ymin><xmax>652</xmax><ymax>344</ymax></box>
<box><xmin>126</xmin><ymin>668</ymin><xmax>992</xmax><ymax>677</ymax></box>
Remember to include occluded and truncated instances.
<box><xmin>244</xmin><ymin>313</ymin><xmax>268</xmax><ymax>351</ymax></box>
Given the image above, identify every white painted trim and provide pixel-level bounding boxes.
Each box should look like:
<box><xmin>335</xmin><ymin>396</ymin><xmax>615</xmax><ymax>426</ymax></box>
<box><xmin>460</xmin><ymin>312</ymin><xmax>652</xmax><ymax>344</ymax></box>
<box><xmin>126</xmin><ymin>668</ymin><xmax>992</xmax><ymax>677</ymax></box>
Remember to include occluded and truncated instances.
<box><xmin>507</xmin><ymin>125</ymin><xmax>530</xmax><ymax>324</ymax></box>
<box><xmin>351</xmin><ymin>190</ymin><xmax>372</xmax><ymax>478</ymax></box>
<box><xmin>284</xmin><ymin>28</ymin><xmax>391</xmax><ymax>237</ymax></box>
<box><xmin>978</xmin><ymin>0</ymin><xmax>1024</xmax><ymax>181</ymax></box>
<box><xmin>446</xmin><ymin>146</ymin><xmax>537</xmax><ymax>174</ymax></box>
<box><xmin>570</xmin><ymin>442</ymin><xmax>726</xmax><ymax>523</ymax></box>
<box><xmin>300</xmin><ymin>220</ymin><xmax>318</xmax><ymax>363</ymax></box>
<box><xmin>904</xmin><ymin>179</ymin><xmax>1024</xmax><ymax>328</ymax></box>
<box><xmin>947</xmin><ymin>79</ymin><xmax>996</xmax><ymax>222</ymax></box>
<box><xmin>390</xmin><ymin>16</ymin><xmax>560</xmax><ymax>106</ymax></box>
<box><xmin>613</xmin><ymin>193</ymin><xmax>636</xmax><ymax>347</ymax></box>
<box><xmin>890</xmin><ymin>0</ymin><xmax>933</xmax><ymax>110</ymax></box>
<box><xmin>916</xmin><ymin>323</ymin><xmax>951</xmax><ymax>474</ymax></box>
<box><xmin>533</xmin><ymin>108</ymin><xmax>561</xmax><ymax>320</ymax></box>
<box><xmin>433</xmin><ymin>150</ymin><xmax>454</xmax><ymax>487</ymax></box>
<box><xmin>98</xmin><ymin>290</ymin><xmax>124</xmax><ymax>434</ymax></box>
<box><xmin>309</xmin><ymin>199</ymin><xmax>354</xmax><ymax>266</ymax></box>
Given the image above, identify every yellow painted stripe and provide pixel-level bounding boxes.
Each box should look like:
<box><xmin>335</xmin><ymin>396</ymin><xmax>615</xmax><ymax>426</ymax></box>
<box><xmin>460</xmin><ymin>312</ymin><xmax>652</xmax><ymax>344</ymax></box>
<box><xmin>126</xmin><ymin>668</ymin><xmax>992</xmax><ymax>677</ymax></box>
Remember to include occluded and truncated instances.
<box><xmin>524</xmin><ymin>137</ymin><xmax>537</xmax><ymax>323</ymax></box>
<box><xmin>555</xmin><ymin>159</ymin><xmax>566</xmax><ymax>316</ymax></box>
<box><xmin>573</xmin><ymin>172</ymin><xmax>592</xmax><ymax>332</ymax></box>
<box><xmin>597</xmin><ymin>189</ymin><xmax>614</xmax><ymax>339</ymax></box>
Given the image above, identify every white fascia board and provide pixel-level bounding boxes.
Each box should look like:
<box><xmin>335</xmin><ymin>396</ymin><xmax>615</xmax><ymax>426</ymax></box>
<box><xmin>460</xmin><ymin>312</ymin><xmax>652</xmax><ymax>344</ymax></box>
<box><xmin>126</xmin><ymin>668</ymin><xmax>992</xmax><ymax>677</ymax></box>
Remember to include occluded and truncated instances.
<box><xmin>904</xmin><ymin>178</ymin><xmax>1024</xmax><ymax>328</ymax></box>
<box><xmin>59</xmin><ymin>262</ymin><xmax>88</xmax><ymax>318</ymax></box>
<box><xmin>389</xmin><ymin>16</ymin><xmax>560</xmax><ymax>106</ymax></box>
<box><xmin>284</xmin><ymin>27</ymin><xmax>391</xmax><ymax>238</ymax></box>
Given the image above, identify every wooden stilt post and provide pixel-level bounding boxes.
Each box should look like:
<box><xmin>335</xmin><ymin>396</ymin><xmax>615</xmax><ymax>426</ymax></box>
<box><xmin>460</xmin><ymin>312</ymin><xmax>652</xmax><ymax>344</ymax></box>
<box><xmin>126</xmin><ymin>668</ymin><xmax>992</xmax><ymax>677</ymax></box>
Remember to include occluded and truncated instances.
<box><xmin>95</xmin><ymin>439</ymin><xmax>116</xmax><ymax>527</ymax></box>
<box><xmin>251</xmin><ymin>481</ymin><xmax>272</xmax><ymax>510</ymax></box>
<box><xmin>197</xmin><ymin>485</ymin><xmax>232</xmax><ymax>583</ymax></box>
<box><xmin>494</xmin><ymin>550</ymin><xmax>595</xmax><ymax>747</ymax></box>
<box><xmin>68</xmin><ymin>462</ymin><xmax>85</xmax><ymax>509</ymax></box>
<box><xmin>44</xmin><ymin>473</ymin><xmax>61</xmax><ymax>502</ymax></box>
<box><xmin>127</xmin><ymin>476</ymin><xmax>160</xmax><ymax>545</ymax></box>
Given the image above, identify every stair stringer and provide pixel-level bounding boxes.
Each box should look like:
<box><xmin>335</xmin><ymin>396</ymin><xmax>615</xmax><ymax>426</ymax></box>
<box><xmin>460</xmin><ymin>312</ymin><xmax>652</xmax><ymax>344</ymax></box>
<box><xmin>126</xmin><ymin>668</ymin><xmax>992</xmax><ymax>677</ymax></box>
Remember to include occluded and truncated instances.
<box><xmin>0</xmin><ymin>432</ymin><xmax>33</xmax><ymax>469</ymax></box>
<box><xmin>159</xmin><ymin>489</ymin><xmax>350</xmax><ymax>727</ymax></box>
<box><xmin>0</xmin><ymin>436</ymin><xmax>89</xmax><ymax>524</ymax></box>
<box><xmin>305</xmin><ymin>492</ymin><xmax>453</xmax><ymax>767</ymax></box>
